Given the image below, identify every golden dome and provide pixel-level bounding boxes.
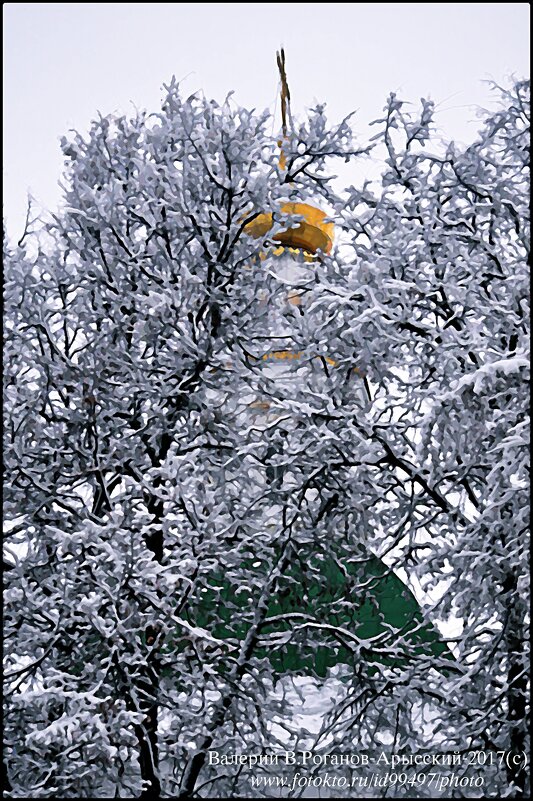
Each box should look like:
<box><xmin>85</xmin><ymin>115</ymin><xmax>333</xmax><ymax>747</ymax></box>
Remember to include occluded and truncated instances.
<box><xmin>245</xmin><ymin>201</ymin><xmax>334</xmax><ymax>256</ymax></box>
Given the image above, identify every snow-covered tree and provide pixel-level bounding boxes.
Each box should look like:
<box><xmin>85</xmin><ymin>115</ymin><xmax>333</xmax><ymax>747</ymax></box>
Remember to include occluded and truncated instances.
<box><xmin>333</xmin><ymin>79</ymin><xmax>530</xmax><ymax>796</ymax></box>
<box><xmin>3</xmin><ymin>75</ymin><xmax>529</xmax><ymax>799</ymax></box>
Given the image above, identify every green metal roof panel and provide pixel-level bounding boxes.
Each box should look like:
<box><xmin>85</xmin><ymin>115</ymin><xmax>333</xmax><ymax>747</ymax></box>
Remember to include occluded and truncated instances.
<box><xmin>182</xmin><ymin>546</ymin><xmax>454</xmax><ymax>678</ymax></box>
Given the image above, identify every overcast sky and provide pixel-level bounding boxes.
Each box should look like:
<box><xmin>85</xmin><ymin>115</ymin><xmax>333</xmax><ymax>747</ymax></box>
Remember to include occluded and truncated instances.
<box><xmin>3</xmin><ymin>3</ymin><xmax>530</xmax><ymax>238</ymax></box>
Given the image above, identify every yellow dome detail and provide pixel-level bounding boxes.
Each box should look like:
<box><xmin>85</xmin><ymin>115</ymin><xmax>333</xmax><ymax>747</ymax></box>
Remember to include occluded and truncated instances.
<box><xmin>245</xmin><ymin>202</ymin><xmax>334</xmax><ymax>256</ymax></box>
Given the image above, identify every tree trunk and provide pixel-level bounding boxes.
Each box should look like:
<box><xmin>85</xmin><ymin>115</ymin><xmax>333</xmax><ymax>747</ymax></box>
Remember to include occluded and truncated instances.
<box><xmin>504</xmin><ymin>571</ymin><xmax>528</xmax><ymax>797</ymax></box>
<box><xmin>135</xmin><ymin>669</ymin><xmax>161</xmax><ymax>800</ymax></box>
<box><xmin>136</xmin><ymin>488</ymin><xmax>164</xmax><ymax>798</ymax></box>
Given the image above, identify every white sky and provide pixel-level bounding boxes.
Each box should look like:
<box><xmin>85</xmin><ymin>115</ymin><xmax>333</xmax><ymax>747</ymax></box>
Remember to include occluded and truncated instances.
<box><xmin>3</xmin><ymin>3</ymin><xmax>530</xmax><ymax>239</ymax></box>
